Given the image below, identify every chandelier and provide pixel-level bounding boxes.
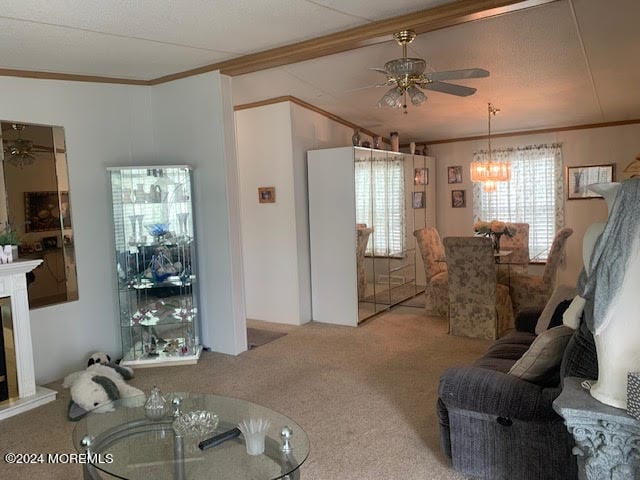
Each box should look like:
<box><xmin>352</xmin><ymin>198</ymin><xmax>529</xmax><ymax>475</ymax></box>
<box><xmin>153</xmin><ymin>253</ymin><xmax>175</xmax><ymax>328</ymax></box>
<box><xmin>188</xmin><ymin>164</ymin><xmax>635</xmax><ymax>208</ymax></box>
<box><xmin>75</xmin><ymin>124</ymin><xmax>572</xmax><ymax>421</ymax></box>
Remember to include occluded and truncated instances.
<box><xmin>470</xmin><ymin>103</ymin><xmax>510</xmax><ymax>192</ymax></box>
<box><xmin>3</xmin><ymin>124</ymin><xmax>36</xmax><ymax>168</ymax></box>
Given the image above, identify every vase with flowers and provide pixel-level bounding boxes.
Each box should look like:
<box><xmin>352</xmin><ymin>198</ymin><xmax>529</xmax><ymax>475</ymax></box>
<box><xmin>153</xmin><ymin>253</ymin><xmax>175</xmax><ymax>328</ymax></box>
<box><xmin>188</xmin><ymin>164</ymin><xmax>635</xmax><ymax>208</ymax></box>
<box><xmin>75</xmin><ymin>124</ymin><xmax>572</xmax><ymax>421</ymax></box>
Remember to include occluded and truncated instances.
<box><xmin>0</xmin><ymin>222</ymin><xmax>20</xmax><ymax>264</ymax></box>
<box><xmin>473</xmin><ymin>220</ymin><xmax>517</xmax><ymax>254</ymax></box>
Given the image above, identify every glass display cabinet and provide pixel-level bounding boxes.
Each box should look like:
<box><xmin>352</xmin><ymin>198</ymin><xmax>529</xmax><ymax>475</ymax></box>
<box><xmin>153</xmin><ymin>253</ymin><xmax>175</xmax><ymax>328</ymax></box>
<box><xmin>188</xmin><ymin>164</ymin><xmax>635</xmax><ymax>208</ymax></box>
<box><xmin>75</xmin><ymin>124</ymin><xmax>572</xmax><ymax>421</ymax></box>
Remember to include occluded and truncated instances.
<box><xmin>108</xmin><ymin>166</ymin><xmax>201</xmax><ymax>367</ymax></box>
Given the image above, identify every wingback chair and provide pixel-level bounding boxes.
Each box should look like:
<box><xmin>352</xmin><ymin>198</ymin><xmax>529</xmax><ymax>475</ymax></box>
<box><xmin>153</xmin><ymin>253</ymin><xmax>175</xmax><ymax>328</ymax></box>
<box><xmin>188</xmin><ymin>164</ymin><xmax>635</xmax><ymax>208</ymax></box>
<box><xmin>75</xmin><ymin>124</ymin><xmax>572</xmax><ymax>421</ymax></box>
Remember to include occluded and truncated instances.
<box><xmin>509</xmin><ymin>227</ymin><xmax>573</xmax><ymax>315</ymax></box>
<box><xmin>413</xmin><ymin>227</ymin><xmax>448</xmax><ymax>316</ymax></box>
<box><xmin>498</xmin><ymin>222</ymin><xmax>529</xmax><ymax>271</ymax></box>
<box><xmin>356</xmin><ymin>226</ymin><xmax>373</xmax><ymax>301</ymax></box>
<box><xmin>443</xmin><ymin>236</ymin><xmax>514</xmax><ymax>340</ymax></box>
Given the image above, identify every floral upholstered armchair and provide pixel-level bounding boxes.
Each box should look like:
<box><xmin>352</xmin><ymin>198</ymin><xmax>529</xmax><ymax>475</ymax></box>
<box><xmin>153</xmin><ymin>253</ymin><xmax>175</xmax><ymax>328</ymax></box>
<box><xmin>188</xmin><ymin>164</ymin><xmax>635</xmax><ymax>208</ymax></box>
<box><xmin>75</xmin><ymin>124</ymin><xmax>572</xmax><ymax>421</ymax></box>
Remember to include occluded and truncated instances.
<box><xmin>509</xmin><ymin>228</ymin><xmax>573</xmax><ymax>315</ymax></box>
<box><xmin>443</xmin><ymin>236</ymin><xmax>514</xmax><ymax>339</ymax></box>
<box><xmin>498</xmin><ymin>222</ymin><xmax>529</xmax><ymax>269</ymax></box>
<box><xmin>414</xmin><ymin>227</ymin><xmax>448</xmax><ymax>316</ymax></box>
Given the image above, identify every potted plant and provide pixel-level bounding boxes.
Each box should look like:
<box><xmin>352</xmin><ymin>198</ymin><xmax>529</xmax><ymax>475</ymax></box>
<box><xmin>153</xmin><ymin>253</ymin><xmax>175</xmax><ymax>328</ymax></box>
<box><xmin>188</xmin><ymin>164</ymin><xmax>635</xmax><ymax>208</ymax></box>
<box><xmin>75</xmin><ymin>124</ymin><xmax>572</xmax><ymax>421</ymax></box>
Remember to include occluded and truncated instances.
<box><xmin>0</xmin><ymin>223</ymin><xmax>20</xmax><ymax>263</ymax></box>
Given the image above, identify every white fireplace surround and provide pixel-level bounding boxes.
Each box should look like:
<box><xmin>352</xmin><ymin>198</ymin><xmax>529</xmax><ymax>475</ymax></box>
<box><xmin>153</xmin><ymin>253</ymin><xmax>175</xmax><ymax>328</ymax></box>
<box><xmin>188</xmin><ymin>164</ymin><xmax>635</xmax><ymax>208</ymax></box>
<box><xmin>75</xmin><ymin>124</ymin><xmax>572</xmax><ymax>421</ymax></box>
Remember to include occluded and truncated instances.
<box><xmin>0</xmin><ymin>260</ymin><xmax>57</xmax><ymax>420</ymax></box>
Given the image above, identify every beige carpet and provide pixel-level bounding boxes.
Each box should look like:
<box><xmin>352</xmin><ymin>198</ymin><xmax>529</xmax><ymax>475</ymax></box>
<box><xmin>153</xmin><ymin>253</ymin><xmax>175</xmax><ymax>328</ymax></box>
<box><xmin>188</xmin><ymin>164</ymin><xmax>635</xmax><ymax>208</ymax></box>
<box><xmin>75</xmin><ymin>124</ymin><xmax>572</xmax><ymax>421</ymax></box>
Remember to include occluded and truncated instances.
<box><xmin>0</xmin><ymin>308</ymin><xmax>491</xmax><ymax>479</ymax></box>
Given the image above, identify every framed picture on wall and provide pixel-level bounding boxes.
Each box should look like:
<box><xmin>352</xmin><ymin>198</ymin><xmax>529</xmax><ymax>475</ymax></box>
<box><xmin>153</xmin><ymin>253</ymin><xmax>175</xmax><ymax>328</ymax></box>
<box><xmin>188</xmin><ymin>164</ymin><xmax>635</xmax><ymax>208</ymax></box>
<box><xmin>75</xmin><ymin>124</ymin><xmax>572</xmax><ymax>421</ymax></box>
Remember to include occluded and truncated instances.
<box><xmin>414</xmin><ymin>168</ymin><xmax>428</xmax><ymax>185</ymax></box>
<box><xmin>567</xmin><ymin>164</ymin><xmax>615</xmax><ymax>199</ymax></box>
<box><xmin>24</xmin><ymin>191</ymin><xmax>71</xmax><ymax>232</ymax></box>
<box><xmin>447</xmin><ymin>166</ymin><xmax>463</xmax><ymax>184</ymax></box>
<box><xmin>451</xmin><ymin>189</ymin><xmax>466</xmax><ymax>208</ymax></box>
<box><xmin>412</xmin><ymin>191</ymin><xmax>425</xmax><ymax>209</ymax></box>
<box><xmin>258</xmin><ymin>186</ymin><xmax>276</xmax><ymax>203</ymax></box>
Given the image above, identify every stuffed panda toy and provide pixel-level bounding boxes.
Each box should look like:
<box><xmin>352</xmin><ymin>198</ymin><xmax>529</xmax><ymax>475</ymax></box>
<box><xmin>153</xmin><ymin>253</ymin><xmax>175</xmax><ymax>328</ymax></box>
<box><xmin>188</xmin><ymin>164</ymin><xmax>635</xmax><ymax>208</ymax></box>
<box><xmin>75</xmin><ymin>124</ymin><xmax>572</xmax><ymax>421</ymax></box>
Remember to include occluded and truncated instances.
<box><xmin>87</xmin><ymin>351</ymin><xmax>111</xmax><ymax>367</ymax></box>
<box><xmin>63</xmin><ymin>352</ymin><xmax>145</xmax><ymax>421</ymax></box>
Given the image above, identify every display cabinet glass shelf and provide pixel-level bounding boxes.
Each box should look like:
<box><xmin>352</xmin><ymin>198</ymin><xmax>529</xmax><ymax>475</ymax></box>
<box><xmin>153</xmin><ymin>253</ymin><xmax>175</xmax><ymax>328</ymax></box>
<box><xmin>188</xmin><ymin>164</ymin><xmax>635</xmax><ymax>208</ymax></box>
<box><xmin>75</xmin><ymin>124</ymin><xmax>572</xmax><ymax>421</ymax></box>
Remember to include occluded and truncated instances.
<box><xmin>108</xmin><ymin>166</ymin><xmax>201</xmax><ymax>367</ymax></box>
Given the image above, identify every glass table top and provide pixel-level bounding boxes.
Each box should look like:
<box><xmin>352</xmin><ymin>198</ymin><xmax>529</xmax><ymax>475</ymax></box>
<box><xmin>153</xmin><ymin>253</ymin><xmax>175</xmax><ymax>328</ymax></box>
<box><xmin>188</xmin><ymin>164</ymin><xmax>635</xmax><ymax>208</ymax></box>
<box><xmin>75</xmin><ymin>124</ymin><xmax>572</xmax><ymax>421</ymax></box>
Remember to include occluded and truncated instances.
<box><xmin>73</xmin><ymin>392</ymin><xmax>309</xmax><ymax>480</ymax></box>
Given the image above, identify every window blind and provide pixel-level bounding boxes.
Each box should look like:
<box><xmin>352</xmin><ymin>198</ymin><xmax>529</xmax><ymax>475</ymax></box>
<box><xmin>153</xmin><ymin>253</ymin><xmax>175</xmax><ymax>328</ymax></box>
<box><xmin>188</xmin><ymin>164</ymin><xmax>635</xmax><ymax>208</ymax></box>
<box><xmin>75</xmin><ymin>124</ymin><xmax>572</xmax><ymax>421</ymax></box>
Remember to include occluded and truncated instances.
<box><xmin>354</xmin><ymin>157</ymin><xmax>405</xmax><ymax>256</ymax></box>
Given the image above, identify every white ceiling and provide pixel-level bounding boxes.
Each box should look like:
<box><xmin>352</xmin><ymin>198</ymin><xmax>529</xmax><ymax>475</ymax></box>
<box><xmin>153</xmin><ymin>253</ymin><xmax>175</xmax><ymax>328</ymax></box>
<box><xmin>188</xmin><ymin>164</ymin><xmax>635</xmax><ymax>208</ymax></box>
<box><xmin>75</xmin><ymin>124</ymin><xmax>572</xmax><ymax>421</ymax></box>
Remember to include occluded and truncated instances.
<box><xmin>1</xmin><ymin>0</ymin><xmax>639</xmax><ymax>142</ymax></box>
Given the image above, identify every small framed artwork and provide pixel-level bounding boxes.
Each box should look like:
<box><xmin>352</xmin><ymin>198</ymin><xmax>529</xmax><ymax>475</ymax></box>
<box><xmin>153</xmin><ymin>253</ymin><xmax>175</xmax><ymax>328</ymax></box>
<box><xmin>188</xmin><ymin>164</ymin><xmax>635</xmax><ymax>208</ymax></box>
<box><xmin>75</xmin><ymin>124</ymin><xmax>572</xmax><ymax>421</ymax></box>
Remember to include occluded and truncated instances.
<box><xmin>258</xmin><ymin>187</ymin><xmax>276</xmax><ymax>203</ymax></box>
<box><xmin>447</xmin><ymin>166</ymin><xmax>463</xmax><ymax>184</ymax></box>
<box><xmin>414</xmin><ymin>167</ymin><xmax>428</xmax><ymax>185</ymax></box>
<box><xmin>567</xmin><ymin>164</ymin><xmax>615</xmax><ymax>199</ymax></box>
<box><xmin>451</xmin><ymin>189</ymin><xmax>466</xmax><ymax>208</ymax></box>
<box><xmin>412</xmin><ymin>191</ymin><xmax>425</xmax><ymax>209</ymax></box>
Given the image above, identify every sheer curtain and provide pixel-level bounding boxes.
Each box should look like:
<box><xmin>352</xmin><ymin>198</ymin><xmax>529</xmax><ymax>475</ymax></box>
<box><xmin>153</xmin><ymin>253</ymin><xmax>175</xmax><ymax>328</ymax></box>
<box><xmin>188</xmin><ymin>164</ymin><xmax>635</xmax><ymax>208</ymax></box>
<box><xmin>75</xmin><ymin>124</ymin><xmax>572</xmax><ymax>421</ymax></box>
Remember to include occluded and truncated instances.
<box><xmin>355</xmin><ymin>156</ymin><xmax>405</xmax><ymax>256</ymax></box>
<box><xmin>473</xmin><ymin>144</ymin><xmax>564</xmax><ymax>261</ymax></box>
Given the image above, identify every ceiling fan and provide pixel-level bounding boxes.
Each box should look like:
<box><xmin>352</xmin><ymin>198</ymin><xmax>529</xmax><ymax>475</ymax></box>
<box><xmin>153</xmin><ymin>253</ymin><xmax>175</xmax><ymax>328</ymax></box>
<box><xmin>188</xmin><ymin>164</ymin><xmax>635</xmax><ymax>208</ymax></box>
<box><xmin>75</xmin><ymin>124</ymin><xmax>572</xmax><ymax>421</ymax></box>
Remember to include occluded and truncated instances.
<box><xmin>1</xmin><ymin>124</ymin><xmax>52</xmax><ymax>168</ymax></box>
<box><xmin>372</xmin><ymin>30</ymin><xmax>489</xmax><ymax>113</ymax></box>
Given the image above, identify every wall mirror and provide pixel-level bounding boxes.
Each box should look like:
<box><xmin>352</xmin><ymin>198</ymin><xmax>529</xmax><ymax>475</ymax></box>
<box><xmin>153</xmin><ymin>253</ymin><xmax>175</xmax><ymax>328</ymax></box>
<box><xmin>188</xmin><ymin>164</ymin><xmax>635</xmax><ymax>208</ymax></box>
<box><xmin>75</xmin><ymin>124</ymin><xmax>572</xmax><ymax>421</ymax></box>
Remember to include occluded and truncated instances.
<box><xmin>0</xmin><ymin>121</ymin><xmax>78</xmax><ymax>308</ymax></box>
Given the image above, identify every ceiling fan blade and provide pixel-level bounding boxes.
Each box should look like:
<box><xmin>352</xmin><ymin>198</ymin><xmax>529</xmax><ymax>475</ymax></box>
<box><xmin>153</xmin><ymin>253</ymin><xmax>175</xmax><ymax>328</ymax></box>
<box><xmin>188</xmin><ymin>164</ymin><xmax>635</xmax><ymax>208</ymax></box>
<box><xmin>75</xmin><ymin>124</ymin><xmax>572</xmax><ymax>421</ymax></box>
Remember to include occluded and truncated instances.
<box><xmin>427</xmin><ymin>68</ymin><xmax>489</xmax><ymax>82</ymax></box>
<box><xmin>423</xmin><ymin>81</ymin><xmax>476</xmax><ymax>97</ymax></box>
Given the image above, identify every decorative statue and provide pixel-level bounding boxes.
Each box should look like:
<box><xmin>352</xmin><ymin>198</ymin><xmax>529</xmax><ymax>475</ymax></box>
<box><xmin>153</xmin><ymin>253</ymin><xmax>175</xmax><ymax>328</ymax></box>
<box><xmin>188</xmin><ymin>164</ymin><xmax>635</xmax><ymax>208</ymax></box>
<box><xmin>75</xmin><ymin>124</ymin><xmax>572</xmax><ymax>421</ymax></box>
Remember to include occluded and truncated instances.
<box><xmin>565</xmin><ymin>179</ymin><xmax>640</xmax><ymax>408</ymax></box>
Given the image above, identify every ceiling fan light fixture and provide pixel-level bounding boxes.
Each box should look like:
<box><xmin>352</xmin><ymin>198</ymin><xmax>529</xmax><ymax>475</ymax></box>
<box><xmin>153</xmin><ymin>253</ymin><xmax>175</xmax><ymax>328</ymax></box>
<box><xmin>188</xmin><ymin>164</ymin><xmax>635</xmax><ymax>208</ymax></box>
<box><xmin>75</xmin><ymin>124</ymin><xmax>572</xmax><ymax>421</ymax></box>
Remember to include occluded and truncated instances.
<box><xmin>384</xmin><ymin>58</ymin><xmax>426</xmax><ymax>78</ymax></box>
<box><xmin>371</xmin><ymin>29</ymin><xmax>488</xmax><ymax>113</ymax></box>
<box><xmin>378</xmin><ymin>87</ymin><xmax>403</xmax><ymax>108</ymax></box>
<box><xmin>3</xmin><ymin>123</ymin><xmax>36</xmax><ymax>168</ymax></box>
<box><xmin>407</xmin><ymin>85</ymin><xmax>426</xmax><ymax>106</ymax></box>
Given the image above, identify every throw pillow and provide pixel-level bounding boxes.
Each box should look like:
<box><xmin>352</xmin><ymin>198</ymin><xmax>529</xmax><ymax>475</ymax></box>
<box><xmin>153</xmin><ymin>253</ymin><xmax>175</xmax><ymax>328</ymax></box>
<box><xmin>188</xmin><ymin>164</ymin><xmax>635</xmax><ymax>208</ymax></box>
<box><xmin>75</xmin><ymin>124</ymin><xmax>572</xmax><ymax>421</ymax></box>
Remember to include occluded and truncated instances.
<box><xmin>547</xmin><ymin>299</ymin><xmax>574</xmax><ymax>330</ymax></box>
<box><xmin>508</xmin><ymin>325</ymin><xmax>575</xmax><ymax>382</ymax></box>
<box><xmin>535</xmin><ymin>284</ymin><xmax>577</xmax><ymax>335</ymax></box>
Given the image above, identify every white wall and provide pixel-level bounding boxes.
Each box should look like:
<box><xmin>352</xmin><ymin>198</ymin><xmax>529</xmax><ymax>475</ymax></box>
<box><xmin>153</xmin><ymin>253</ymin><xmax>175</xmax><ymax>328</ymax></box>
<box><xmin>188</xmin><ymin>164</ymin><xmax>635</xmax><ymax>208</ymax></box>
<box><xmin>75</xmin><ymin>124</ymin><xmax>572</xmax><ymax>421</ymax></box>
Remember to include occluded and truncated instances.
<box><xmin>236</xmin><ymin>103</ymin><xmax>300</xmax><ymax>324</ymax></box>
<box><xmin>150</xmin><ymin>72</ymin><xmax>246</xmax><ymax>355</ymax></box>
<box><xmin>430</xmin><ymin>123</ymin><xmax>640</xmax><ymax>284</ymax></box>
<box><xmin>0</xmin><ymin>76</ymin><xmax>153</xmax><ymax>383</ymax></box>
<box><xmin>235</xmin><ymin>101</ymin><xmax>356</xmax><ymax>325</ymax></box>
<box><xmin>0</xmin><ymin>71</ymin><xmax>245</xmax><ymax>383</ymax></box>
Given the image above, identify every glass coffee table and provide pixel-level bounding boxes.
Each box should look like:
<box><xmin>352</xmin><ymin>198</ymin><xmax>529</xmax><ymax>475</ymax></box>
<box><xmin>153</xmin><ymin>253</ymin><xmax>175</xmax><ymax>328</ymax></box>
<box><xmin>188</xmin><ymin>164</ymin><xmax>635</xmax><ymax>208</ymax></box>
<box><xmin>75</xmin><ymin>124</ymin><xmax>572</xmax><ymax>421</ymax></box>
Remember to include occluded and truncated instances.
<box><xmin>73</xmin><ymin>392</ymin><xmax>309</xmax><ymax>480</ymax></box>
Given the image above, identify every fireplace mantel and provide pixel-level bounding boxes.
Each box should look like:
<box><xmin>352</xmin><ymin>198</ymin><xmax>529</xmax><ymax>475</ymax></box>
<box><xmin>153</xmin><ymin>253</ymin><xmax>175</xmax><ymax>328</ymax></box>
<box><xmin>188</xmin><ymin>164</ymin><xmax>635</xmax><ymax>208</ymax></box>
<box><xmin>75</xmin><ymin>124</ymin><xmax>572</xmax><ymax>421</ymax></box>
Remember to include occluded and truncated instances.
<box><xmin>0</xmin><ymin>259</ymin><xmax>57</xmax><ymax>420</ymax></box>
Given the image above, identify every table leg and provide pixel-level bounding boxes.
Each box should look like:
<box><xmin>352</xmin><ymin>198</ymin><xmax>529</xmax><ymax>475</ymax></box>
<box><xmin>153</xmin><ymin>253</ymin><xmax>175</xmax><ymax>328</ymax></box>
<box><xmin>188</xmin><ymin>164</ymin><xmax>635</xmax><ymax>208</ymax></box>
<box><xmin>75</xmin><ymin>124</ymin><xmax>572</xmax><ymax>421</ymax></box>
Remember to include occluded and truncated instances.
<box><xmin>173</xmin><ymin>434</ymin><xmax>185</xmax><ymax>480</ymax></box>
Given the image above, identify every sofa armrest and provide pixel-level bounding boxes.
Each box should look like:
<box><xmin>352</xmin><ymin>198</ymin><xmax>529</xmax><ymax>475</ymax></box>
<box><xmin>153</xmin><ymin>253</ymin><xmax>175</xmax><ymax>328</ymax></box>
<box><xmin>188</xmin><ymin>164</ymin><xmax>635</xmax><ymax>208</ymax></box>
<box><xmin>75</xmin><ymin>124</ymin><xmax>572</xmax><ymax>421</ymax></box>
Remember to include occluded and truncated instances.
<box><xmin>515</xmin><ymin>309</ymin><xmax>542</xmax><ymax>333</ymax></box>
<box><xmin>439</xmin><ymin>366</ymin><xmax>560</xmax><ymax>421</ymax></box>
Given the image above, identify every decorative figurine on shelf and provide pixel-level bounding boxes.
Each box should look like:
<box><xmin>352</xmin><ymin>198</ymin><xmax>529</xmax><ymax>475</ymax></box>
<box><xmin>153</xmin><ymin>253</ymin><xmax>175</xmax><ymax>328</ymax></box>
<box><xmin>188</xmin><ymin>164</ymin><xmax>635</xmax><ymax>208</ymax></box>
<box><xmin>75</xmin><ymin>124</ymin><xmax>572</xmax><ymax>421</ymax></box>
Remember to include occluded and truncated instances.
<box><xmin>145</xmin><ymin>385</ymin><xmax>167</xmax><ymax>420</ymax></box>
<box><xmin>177</xmin><ymin>213</ymin><xmax>190</xmax><ymax>236</ymax></box>
<box><xmin>150</xmin><ymin>184</ymin><xmax>162</xmax><ymax>203</ymax></box>
<box><xmin>390</xmin><ymin>132</ymin><xmax>399</xmax><ymax>152</ymax></box>
<box><xmin>352</xmin><ymin>129</ymin><xmax>361</xmax><ymax>147</ymax></box>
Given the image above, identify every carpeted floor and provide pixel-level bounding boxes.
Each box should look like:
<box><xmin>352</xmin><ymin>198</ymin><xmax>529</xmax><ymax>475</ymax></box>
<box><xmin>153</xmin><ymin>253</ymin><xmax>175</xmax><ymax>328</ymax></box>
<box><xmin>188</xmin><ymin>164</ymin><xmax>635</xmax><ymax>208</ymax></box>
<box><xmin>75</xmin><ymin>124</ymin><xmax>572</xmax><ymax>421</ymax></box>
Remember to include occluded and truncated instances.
<box><xmin>246</xmin><ymin>327</ymin><xmax>287</xmax><ymax>350</ymax></box>
<box><xmin>0</xmin><ymin>307</ymin><xmax>490</xmax><ymax>479</ymax></box>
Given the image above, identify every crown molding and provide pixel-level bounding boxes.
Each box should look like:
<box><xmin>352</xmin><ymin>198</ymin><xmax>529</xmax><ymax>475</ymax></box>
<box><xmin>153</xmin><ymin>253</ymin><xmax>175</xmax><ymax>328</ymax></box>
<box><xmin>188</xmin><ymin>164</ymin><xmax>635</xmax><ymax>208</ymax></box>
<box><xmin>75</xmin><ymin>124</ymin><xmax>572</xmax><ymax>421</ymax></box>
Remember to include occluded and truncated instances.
<box><xmin>0</xmin><ymin>68</ymin><xmax>149</xmax><ymax>85</ymax></box>
<box><xmin>421</xmin><ymin>118</ymin><xmax>640</xmax><ymax>146</ymax></box>
<box><xmin>234</xmin><ymin>95</ymin><xmax>388</xmax><ymax>142</ymax></box>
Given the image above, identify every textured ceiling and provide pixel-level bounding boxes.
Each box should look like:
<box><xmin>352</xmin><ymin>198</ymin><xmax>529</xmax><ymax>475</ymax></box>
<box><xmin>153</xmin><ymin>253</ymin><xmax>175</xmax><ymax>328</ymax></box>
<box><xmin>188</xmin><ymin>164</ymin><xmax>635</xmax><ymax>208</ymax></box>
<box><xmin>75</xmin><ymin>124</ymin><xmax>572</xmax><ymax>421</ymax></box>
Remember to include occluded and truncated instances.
<box><xmin>234</xmin><ymin>0</ymin><xmax>640</xmax><ymax>141</ymax></box>
<box><xmin>0</xmin><ymin>0</ymin><xmax>450</xmax><ymax>78</ymax></box>
<box><xmin>1</xmin><ymin>0</ymin><xmax>639</xmax><ymax>141</ymax></box>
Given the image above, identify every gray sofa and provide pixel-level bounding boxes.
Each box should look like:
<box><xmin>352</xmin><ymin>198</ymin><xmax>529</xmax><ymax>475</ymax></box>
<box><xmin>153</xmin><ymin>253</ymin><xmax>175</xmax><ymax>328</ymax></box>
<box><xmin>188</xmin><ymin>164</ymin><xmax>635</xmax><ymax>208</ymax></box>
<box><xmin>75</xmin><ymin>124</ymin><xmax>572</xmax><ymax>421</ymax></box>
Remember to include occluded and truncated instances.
<box><xmin>437</xmin><ymin>310</ymin><xmax>598</xmax><ymax>480</ymax></box>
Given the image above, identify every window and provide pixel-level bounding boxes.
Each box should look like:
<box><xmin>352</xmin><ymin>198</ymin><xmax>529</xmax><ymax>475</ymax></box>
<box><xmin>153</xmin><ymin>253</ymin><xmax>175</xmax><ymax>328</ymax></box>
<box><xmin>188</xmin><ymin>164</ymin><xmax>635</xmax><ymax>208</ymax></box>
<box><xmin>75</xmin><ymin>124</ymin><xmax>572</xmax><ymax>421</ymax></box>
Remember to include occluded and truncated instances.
<box><xmin>354</xmin><ymin>155</ymin><xmax>405</xmax><ymax>256</ymax></box>
<box><xmin>473</xmin><ymin>144</ymin><xmax>564</xmax><ymax>261</ymax></box>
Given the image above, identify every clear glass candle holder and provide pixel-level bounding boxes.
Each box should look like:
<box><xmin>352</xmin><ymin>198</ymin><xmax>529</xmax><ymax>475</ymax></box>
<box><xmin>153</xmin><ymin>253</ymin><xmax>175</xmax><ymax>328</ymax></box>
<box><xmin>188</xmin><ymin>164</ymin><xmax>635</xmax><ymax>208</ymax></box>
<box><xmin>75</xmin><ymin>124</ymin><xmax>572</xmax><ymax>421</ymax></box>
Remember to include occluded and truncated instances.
<box><xmin>238</xmin><ymin>418</ymin><xmax>271</xmax><ymax>456</ymax></box>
